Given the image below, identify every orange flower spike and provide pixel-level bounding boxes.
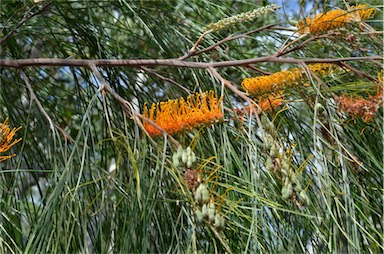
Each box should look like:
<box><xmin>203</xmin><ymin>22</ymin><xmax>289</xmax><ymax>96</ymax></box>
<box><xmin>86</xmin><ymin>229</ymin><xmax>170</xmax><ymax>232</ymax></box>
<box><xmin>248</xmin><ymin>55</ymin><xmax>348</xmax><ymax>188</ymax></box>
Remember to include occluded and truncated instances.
<box><xmin>348</xmin><ymin>4</ymin><xmax>376</xmax><ymax>21</ymax></box>
<box><xmin>142</xmin><ymin>91</ymin><xmax>223</xmax><ymax>137</ymax></box>
<box><xmin>297</xmin><ymin>5</ymin><xmax>376</xmax><ymax>35</ymax></box>
<box><xmin>257</xmin><ymin>94</ymin><xmax>283</xmax><ymax>112</ymax></box>
<box><xmin>0</xmin><ymin>118</ymin><xmax>22</xmax><ymax>162</ymax></box>
<box><xmin>297</xmin><ymin>9</ymin><xmax>347</xmax><ymax>34</ymax></box>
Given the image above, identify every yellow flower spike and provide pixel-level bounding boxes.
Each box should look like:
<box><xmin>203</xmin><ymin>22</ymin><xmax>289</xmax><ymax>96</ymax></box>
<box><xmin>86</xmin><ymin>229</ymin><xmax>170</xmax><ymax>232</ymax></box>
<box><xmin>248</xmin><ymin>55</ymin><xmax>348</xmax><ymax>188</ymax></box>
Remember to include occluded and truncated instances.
<box><xmin>348</xmin><ymin>4</ymin><xmax>376</xmax><ymax>21</ymax></box>
<box><xmin>142</xmin><ymin>91</ymin><xmax>223</xmax><ymax>137</ymax></box>
<box><xmin>297</xmin><ymin>5</ymin><xmax>376</xmax><ymax>34</ymax></box>
<box><xmin>242</xmin><ymin>63</ymin><xmax>343</xmax><ymax>96</ymax></box>
<box><xmin>0</xmin><ymin>118</ymin><xmax>22</xmax><ymax>162</ymax></box>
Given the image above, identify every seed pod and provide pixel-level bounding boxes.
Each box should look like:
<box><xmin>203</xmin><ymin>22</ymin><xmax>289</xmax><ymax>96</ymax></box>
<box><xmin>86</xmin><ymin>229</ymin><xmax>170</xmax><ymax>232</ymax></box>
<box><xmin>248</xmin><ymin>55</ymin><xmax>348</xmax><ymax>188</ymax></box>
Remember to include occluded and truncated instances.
<box><xmin>182</xmin><ymin>150</ymin><xmax>188</xmax><ymax>164</ymax></box>
<box><xmin>289</xmin><ymin>171</ymin><xmax>296</xmax><ymax>182</ymax></box>
<box><xmin>207</xmin><ymin>201</ymin><xmax>216</xmax><ymax>222</ymax></box>
<box><xmin>195</xmin><ymin>185</ymin><xmax>203</xmax><ymax>205</ymax></box>
<box><xmin>186</xmin><ymin>146</ymin><xmax>192</xmax><ymax>156</ymax></box>
<box><xmin>219</xmin><ymin>216</ymin><xmax>225</xmax><ymax>230</ymax></box>
<box><xmin>191</xmin><ymin>152</ymin><xmax>196</xmax><ymax>163</ymax></box>
<box><xmin>294</xmin><ymin>181</ymin><xmax>302</xmax><ymax>192</ymax></box>
<box><xmin>299</xmin><ymin>191</ymin><xmax>308</xmax><ymax>206</ymax></box>
<box><xmin>282</xmin><ymin>183</ymin><xmax>293</xmax><ymax>200</ymax></box>
<box><xmin>201</xmin><ymin>185</ymin><xmax>209</xmax><ymax>203</ymax></box>
<box><xmin>195</xmin><ymin>209</ymin><xmax>204</xmax><ymax>224</ymax></box>
<box><xmin>266</xmin><ymin>157</ymin><xmax>273</xmax><ymax>170</ymax></box>
<box><xmin>187</xmin><ymin>157</ymin><xmax>192</xmax><ymax>168</ymax></box>
<box><xmin>177</xmin><ymin>146</ymin><xmax>183</xmax><ymax>159</ymax></box>
<box><xmin>172</xmin><ymin>153</ymin><xmax>180</xmax><ymax>167</ymax></box>
<box><xmin>284</xmin><ymin>178</ymin><xmax>290</xmax><ymax>187</ymax></box>
<box><xmin>270</xmin><ymin>144</ymin><xmax>277</xmax><ymax>158</ymax></box>
<box><xmin>282</xmin><ymin>161</ymin><xmax>289</xmax><ymax>171</ymax></box>
<box><xmin>208</xmin><ymin>207</ymin><xmax>215</xmax><ymax>223</ymax></box>
<box><xmin>202</xmin><ymin>204</ymin><xmax>208</xmax><ymax>219</ymax></box>
<box><xmin>214</xmin><ymin>214</ymin><xmax>221</xmax><ymax>229</ymax></box>
<box><xmin>208</xmin><ymin>200</ymin><xmax>215</xmax><ymax>210</ymax></box>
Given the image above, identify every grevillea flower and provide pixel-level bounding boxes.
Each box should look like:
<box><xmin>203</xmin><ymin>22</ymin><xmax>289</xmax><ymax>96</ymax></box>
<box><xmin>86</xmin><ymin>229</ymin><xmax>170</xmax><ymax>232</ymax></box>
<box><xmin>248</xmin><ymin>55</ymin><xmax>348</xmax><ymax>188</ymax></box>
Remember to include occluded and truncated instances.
<box><xmin>205</xmin><ymin>4</ymin><xmax>280</xmax><ymax>32</ymax></box>
<box><xmin>0</xmin><ymin>118</ymin><xmax>22</xmax><ymax>162</ymax></box>
<box><xmin>297</xmin><ymin>4</ymin><xmax>376</xmax><ymax>34</ymax></box>
<box><xmin>142</xmin><ymin>91</ymin><xmax>223</xmax><ymax>137</ymax></box>
<box><xmin>336</xmin><ymin>94</ymin><xmax>381</xmax><ymax>122</ymax></box>
<box><xmin>256</xmin><ymin>93</ymin><xmax>283</xmax><ymax>112</ymax></box>
<box><xmin>242</xmin><ymin>63</ymin><xmax>342</xmax><ymax>96</ymax></box>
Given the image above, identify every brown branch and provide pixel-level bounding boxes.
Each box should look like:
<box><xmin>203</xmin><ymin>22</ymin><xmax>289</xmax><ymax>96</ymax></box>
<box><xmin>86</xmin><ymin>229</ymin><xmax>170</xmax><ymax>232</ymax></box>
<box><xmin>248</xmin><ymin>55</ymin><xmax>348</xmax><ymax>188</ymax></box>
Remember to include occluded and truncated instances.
<box><xmin>1</xmin><ymin>56</ymin><xmax>382</xmax><ymax>69</ymax></box>
<box><xmin>0</xmin><ymin>3</ymin><xmax>52</xmax><ymax>46</ymax></box>
<box><xmin>339</xmin><ymin>62</ymin><xmax>380</xmax><ymax>83</ymax></box>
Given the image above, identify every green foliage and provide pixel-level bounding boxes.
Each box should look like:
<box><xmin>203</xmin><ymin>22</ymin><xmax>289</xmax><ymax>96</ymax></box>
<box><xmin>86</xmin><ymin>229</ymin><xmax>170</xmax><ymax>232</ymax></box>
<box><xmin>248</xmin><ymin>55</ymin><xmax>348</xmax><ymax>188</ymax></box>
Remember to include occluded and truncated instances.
<box><xmin>0</xmin><ymin>0</ymin><xmax>383</xmax><ymax>253</ymax></box>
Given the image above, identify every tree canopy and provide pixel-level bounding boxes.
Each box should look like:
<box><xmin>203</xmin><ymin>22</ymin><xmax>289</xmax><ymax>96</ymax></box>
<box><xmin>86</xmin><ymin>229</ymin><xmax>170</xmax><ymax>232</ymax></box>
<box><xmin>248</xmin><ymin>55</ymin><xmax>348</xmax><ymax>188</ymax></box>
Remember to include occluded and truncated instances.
<box><xmin>0</xmin><ymin>0</ymin><xmax>383</xmax><ymax>253</ymax></box>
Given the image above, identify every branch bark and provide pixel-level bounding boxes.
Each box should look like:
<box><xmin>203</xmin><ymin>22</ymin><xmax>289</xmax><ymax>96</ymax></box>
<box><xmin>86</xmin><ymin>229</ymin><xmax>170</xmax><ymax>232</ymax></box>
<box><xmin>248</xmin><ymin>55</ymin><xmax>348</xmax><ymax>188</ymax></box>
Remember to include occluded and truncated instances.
<box><xmin>1</xmin><ymin>56</ymin><xmax>382</xmax><ymax>69</ymax></box>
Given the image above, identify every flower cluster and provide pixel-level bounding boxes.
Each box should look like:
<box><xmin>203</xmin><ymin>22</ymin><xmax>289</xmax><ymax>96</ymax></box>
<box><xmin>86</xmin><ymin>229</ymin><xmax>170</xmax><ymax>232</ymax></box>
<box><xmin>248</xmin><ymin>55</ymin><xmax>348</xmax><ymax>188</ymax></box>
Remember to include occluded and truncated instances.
<box><xmin>205</xmin><ymin>4</ymin><xmax>280</xmax><ymax>32</ymax></box>
<box><xmin>297</xmin><ymin>4</ymin><xmax>376</xmax><ymax>34</ymax></box>
<box><xmin>0</xmin><ymin>118</ymin><xmax>22</xmax><ymax>162</ymax></box>
<box><xmin>337</xmin><ymin>94</ymin><xmax>381</xmax><ymax>122</ymax></box>
<box><xmin>337</xmin><ymin>71</ymin><xmax>383</xmax><ymax>122</ymax></box>
<box><xmin>242</xmin><ymin>63</ymin><xmax>342</xmax><ymax>96</ymax></box>
<box><xmin>142</xmin><ymin>91</ymin><xmax>223</xmax><ymax>137</ymax></box>
<box><xmin>256</xmin><ymin>93</ymin><xmax>283</xmax><ymax>112</ymax></box>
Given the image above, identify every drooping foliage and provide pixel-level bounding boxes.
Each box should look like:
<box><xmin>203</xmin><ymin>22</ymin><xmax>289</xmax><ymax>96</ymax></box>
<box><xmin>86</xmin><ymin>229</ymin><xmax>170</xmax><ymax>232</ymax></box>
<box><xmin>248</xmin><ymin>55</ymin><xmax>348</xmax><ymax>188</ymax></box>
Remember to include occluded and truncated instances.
<box><xmin>0</xmin><ymin>0</ymin><xmax>383</xmax><ymax>253</ymax></box>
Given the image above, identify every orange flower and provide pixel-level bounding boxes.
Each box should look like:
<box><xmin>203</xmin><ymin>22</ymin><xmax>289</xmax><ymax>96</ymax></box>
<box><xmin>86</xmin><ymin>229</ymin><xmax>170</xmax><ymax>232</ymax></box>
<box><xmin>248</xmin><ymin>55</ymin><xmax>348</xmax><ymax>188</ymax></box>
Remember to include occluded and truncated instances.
<box><xmin>142</xmin><ymin>91</ymin><xmax>223</xmax><ymax>137</ymax></box>
<box><xmin>242</xmin><ymin>64</ymin><xmax>341</xmax><ymax>96</ymax></box>
<box><xmin>242</xmin><ymin>69</ymin><xmax>302</xmax><ymax>96</ymax></box>
<box><xmin>297</xmin><ymin>5</ymin><xmax>376</xmax><ymax>34</ymax></box>
<box><xmin>348</xmin><ymin>4</ymin><xmax>376</xmax><ymax>21</ymax></box>
<box><xmin>0</xmin><ymin>118</ymin><xmax>22</xmax><ymax>162</ymax></box>
<box><xmin>336</xmin><ymin>95</ymin><xmax>380</xmax><ymax>122</ymax></box>
<box><xmin>256</xmin><ymin>93</ymin><xmax>283</xmax><ymax>112</ymax></box>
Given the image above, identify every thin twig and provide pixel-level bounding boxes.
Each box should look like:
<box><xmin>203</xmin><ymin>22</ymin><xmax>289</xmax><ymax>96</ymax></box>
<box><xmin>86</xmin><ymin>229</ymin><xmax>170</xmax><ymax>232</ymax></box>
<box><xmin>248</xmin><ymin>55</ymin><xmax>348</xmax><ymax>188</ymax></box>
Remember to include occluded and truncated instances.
<box><xmin>178</xmin><ymin>24</ymin><xmax>277</xmax><ymax>60</ymax></box>
<box><xmin>244</xmin><ymin>65</ymin><xmax>272</xmax><ymax>75</ymax></box>
<box><xmin>140</xmin><ymin>67</ymin><xmax>192</xmax><ymax>94</ymax></box>
<box><xmin>20</xmin><ymin>70</ymin><xmax>74</xmax><ymax>143</ymax></box>
<box><xmin>0</xmin><ymin>3</ymin><xmax>52</xmax><ymax>46</ymax></box>
<box><xmin>339</xmin><ymin>62</ymin><xmax>379</xmax><ymax>83</ymax></box>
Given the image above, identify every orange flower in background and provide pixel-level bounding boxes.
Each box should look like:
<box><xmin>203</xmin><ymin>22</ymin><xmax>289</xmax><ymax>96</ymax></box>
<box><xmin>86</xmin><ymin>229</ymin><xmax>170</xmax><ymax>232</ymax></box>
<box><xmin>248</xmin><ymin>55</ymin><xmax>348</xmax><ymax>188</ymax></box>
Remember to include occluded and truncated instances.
<box><xmin>242</xmin><ymin>63</ymin><xmax>342</xmax><ymax>96</ymax></box>
<box><xmin>297</xmin><ymin>4</ymin><xmax>376</xmax><ymax>34</ymax></box>
<box><xmin>297</xmin><ymin>9</ymin><xmax>347</xmax><ymax>34</ymax></box>
<box><xmin>142</xmin><ymin>91</ymin><xmax>223</xmax><ymax>137</ymax></box>
<box><xmin>336</xmin><ymin>95</ymin><xmax>380</xmax><ymax>122</ymax></box>
<box><xmin>348</xmin><ymin>4</ymin><xmax>376</xmax><ymax>21</ymax></box>
<box><xmin>242</xmin><ymin>69</ymin><xmax>302</xmax><ymax>96</ymax></box>
<box><xmin>0</xmin><ymin>118</ymin><xmax>22</xmax><ymax>162</ymax></box>
<box><xmin>256</xmin><ymin>93</ymin><xmax>283</xmax><ymax>112</ymax></box>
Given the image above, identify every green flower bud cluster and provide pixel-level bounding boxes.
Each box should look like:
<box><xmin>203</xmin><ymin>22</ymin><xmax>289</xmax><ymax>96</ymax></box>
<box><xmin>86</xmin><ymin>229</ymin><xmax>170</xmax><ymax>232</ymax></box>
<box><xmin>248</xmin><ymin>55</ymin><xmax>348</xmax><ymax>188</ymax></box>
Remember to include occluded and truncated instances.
<box><xmin>172</xmin><ymin>146</ymin><xmax>197</xmax><ymax>168</ymax></box>
<box><xmin>205</xmin><ymin>4</ymin><xmax>280</xmax><ymax>32</ymax></box>
<box><xmin>194</xmin><ymin>184</ymin><xmax>225</xmax><ymax>231</ymax></box>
